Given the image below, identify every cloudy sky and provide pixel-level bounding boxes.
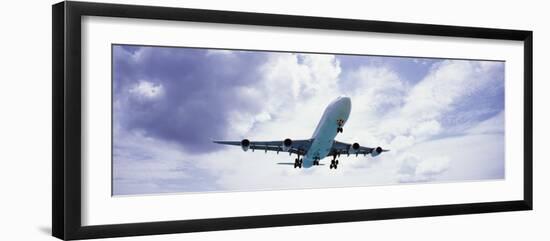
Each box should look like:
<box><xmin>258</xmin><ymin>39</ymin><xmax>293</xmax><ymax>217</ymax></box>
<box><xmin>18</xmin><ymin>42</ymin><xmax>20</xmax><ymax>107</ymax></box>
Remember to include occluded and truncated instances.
<box><xmin>112</xmin><ymin>44</ymin><xmax>505</xmax><ymax>196</ymax></box>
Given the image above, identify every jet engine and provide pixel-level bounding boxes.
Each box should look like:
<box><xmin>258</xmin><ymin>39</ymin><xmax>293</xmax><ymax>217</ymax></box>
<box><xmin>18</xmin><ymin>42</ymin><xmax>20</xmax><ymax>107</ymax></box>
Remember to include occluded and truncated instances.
<box><xmin>282</xmin><ymin>138</ymin><xmax>293</xmax><ymax>151</ymax></box>
<box><xmin>241</xmin><ymin>139</ymin><xmax>251</xmax><ymax>152</ymax></box>
<box><xmin>349</xmin><ymin>143</ymin><xmax>360</xmax><ymax>154</ymax></box>
<box><xmin>371</xmin><ymin>146</ymin><xmax>383</xmax><ymax>157</ymax></box>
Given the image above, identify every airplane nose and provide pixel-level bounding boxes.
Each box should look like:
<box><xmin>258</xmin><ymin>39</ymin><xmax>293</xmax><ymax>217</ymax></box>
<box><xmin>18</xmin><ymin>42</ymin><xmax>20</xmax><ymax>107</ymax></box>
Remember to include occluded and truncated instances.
<box><xmin>338</xmin><ymin>96</ymin><xmax>351</xmax><ymax>108</ymax></box>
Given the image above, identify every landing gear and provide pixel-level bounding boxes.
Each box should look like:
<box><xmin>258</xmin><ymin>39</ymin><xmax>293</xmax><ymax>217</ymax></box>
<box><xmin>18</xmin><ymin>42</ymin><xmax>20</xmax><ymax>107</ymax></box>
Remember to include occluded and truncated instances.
<box><xmin>337</xmin><ymin>119</ymin><xmax>344</xmax><ymax>133</ymax></box>
<box><xmin>313</xmin><ymin>159</ymin><xmax>320</xmax><ymax>166</ymax></box>
<box><xmin>293</xmin><ymin>158</ymin><xmax>303</xmax><ymax>168</ymax></box>
<box><xmin>329</xmin><ymin>154</ymin><xmax>339</xmax><ymax>169</ymax></box>
<box><xmin>329</xmin><ymin>159</ymin><xmax>339</xmax><ymax>169</ymax></box>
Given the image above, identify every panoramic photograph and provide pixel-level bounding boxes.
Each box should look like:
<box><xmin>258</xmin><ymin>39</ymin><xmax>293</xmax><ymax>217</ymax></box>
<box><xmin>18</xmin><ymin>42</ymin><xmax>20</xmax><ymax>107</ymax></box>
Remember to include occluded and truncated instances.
<box><xmin>111</xmin><ymin>44</ymin><xmax>505</xmax><ymax>195</ymax></box>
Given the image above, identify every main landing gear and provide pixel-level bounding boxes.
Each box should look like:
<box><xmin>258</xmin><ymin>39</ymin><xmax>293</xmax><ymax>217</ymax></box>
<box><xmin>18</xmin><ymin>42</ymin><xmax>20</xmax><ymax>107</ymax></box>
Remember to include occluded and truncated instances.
<box><xmin>329</xmin><ymin>154</ymin><xmax>339</xmax><ymax>169</ymax></box>
<box><xmin>294</xmin><ymin>157</ymin><xmax>303</xmax><ymax>168</ymax></box>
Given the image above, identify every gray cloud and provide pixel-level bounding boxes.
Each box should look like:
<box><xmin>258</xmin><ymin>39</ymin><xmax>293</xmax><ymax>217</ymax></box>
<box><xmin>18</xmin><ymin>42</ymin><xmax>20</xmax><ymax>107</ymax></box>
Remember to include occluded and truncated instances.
<box><xmin>113</xmin><ymin>45</ymin><xmax>270</xmax><ymax>153</ymax></box>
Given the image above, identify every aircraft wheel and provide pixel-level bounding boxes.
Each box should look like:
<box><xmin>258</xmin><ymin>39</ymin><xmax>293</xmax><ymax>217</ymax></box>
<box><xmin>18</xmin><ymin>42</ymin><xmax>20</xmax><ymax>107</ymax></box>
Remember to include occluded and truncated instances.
<box><xmin>329</xmin><ymin>164</ymin><xmax>333</xmax><ymax>169</ymax></box>
<box><xmin>335</xmin><ymin>160</ymin><xmax>339</xmax><ymax>165</ymax></box>
<box><xmin>334</xmin><ymin>164</ymin><xmax>338</xmax><ymax>169</ymax></box>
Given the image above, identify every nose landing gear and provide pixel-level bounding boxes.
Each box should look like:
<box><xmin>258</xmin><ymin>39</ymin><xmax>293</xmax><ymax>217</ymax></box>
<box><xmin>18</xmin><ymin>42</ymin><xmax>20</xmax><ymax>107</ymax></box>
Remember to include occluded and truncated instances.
<box><xmin>337</xmin><ymin>119</ymin><xmax>344</xmax><ymax>133</ymax></box>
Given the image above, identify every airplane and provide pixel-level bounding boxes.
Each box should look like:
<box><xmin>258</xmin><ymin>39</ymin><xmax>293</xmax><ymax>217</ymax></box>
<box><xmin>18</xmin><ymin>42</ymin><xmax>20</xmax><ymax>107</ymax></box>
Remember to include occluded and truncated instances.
<box><xmin>213</xmin><ymin>96</ymin><xmax>388</xmax><ymax>169</ymax></box>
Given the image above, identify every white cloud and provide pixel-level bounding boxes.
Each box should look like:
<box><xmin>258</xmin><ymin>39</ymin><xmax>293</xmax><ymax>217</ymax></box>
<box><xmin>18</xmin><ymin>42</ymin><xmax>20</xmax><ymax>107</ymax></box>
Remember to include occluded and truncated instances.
<box><xmin>402</xmin><ymin>60</ymin><xmax>500</xmax><ymax>120</ymax></box>
<box><xmin>398</xmin><ymin>133</ymin><xmax>505</xmax><ymax>182</ymax></box>
<box><xmin>467</xmin><ymin>111</ymin><xmax>505</xmax><ymax>134</ymax></box>
<box><xmin>129</xmin><ymin>81</ymin><xmax>164</xmax><ymax>99</ymax></box>
<box><xmin>410</xmin><ymin>120</ymin><xmax>442</xmax><ymax>138</ymax></box>
<box><xmin>398</xmin><ymin>154</ymin><xmax>450</xmax><ymax>182</ymax></box>
<box><xmin>113</xmin><ymin>130</ymin><xmax>195</xmax><ymax>194</ymax></box>
<box><xmin>227</xmin><ymin>53</ymin><xmax>343</xmax><ymax>139</ymax></box>
<box><xmin>344</xmin><ymin>66</ymin><xmax>407</xmax><ymax>115</ymax></box>
<box><xmin>389</xmin><ymin>135</ymin><xmax>416</xmax><ymax>150</ymax></box>
<box><xmin>380</xmin><ymin>60</ymin><xmax>502</xmax><ymax>143</ymax></box>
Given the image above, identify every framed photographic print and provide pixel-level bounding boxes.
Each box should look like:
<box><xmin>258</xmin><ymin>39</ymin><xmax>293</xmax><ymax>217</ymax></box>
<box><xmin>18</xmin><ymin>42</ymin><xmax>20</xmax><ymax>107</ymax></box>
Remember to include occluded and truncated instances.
<box><xmin>52</xmin><ymin>1</ymin><xmax>533</xmax><ymax>240</ymax></box>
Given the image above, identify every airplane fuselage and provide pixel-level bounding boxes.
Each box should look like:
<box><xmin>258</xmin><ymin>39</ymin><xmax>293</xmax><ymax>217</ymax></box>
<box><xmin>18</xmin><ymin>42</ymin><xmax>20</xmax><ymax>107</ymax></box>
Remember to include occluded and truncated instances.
<box><xmin>302</xmin><ymin>96</ymin><xmax>351</xmax><ymax>168</ymax></box>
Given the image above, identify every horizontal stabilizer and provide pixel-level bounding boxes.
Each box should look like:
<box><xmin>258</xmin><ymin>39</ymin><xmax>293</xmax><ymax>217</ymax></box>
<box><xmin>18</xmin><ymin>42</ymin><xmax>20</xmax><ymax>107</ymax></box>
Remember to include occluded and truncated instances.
<box><xmin>276</xmin><ymin>162</ymin><xmax>325</xmax><ymax>166</ymax></box>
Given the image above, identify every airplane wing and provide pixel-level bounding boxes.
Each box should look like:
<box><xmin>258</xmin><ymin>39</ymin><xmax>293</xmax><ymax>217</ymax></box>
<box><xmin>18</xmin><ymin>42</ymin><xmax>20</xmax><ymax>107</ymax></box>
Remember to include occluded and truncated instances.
<box><xmin>329</xmin><ymin>140</ymin><xmax>389</xmax><ymax>157</ymax></box>
<box><xmin>213</xmin><ymin>139</ymin><xmax>312</xmax><ymax>156</ymax></box>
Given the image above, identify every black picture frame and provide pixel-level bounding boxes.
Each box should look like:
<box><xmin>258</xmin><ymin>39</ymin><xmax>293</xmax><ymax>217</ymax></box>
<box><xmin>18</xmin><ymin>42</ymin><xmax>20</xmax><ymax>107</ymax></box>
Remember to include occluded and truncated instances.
<box><xmin>52</xmin><ymin>1</ymin><xmax>533</xmax><ymax>240</ymax></box>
